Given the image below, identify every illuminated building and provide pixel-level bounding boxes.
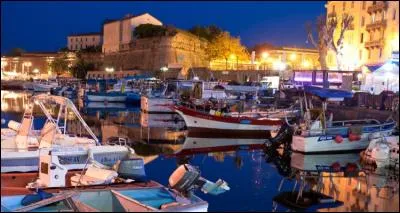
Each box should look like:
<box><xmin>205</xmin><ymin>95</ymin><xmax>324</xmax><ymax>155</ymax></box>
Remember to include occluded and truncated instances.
<box><xmin>326</xmin><ymin>1</ymin><xmax>399</xmax><ymax>70</ymax></box>
<box><xmin>102</xmin><ymin>13</ymin><xmax>163</xmax><ymax>54</ymax></box>
<box><xmin>1</xmin><ymin>52</ymin><xmax>57</xmax><ymax>80</ymax></box>
<box><xmin>67</xmin><ymin>32</ymin><xmax>102</xmax><ymax>51</ymax></box>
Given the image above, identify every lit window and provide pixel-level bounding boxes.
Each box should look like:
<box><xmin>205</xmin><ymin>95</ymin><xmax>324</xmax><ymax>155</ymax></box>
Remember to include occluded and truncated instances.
<box><xmin>371</xmin><ymin>14</ymin><xmax>376</xmax><ymax>23</ymax></box>
<box><xmin>361</xmin><ymin>16</ymin><xmax>365</xmax><ymax>26</ymax></box>
<box><xmin>333</xmin><ymin>5</ymin><xmax>336</xmax><ymax>13</ymax></box>
<box><xmin>360</xmin><ymin>33</ymin><xmax>364</xmax><ymax>43</ymax></box>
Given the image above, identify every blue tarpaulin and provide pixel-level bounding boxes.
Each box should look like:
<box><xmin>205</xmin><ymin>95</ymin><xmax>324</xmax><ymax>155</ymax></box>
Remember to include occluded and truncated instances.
<box><xmin>365</xmin><ymin>63</ymin><xmax>385</xmax><ymax>72</ymax></box>
<box><xmin>304</xmin><ymin>86</ymin><xmax>353</xmax><ymax>99</ymax></box>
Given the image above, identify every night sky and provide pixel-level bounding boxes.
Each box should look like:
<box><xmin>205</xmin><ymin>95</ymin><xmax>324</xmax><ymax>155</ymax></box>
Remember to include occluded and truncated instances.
<box><xmin>1</xmin><ymin>1</ymin><xmax>326</xmax><ymax>54</ymax></box>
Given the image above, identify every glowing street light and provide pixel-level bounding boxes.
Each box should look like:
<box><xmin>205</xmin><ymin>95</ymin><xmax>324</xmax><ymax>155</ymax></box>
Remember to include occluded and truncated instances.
<box><xmin>105</xmin><ymin>67</ymin><xmax>115</xmax><ymax>73</ymax></box>
<box><xmin>32</xmin><ymin>68</ymin><xmax>39</xmax><ymax>74</ymax></box>
<box><xmin>160</xmin><ymin>66</ymin><xmax>168</xmax><ymax>80</ymax></box>
<box><xmin>302</xmin><ymin>60</ymin><xmax>310</xmax><ymax>69</ymax></box>
<box><xmin>289</xmin><ymin>53</ymin><xmax>297</xmax><ymax>61</ymax></box>
<box><xmin>262</xmin><ymin>52</ymin><xmax>269</xmax><ymax>60</ymax></box>
<box><xmin>160</xmin><ymin>66</ymin><xmax>168</xmax><ymax>72</ymax></box>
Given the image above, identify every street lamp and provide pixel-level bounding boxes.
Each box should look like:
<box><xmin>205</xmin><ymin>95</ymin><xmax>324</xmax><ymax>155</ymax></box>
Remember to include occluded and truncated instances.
<box><xmin>302</xmin><ymin>60</ymin><xmax>310</xmax><ymax>69</ymax></box>
<box><xmin>105</xmin><ymin>67</ymin><xmax>115</xmax><ymax>73</ymax></box>
<box><xmin>160</xmin><ymin>66</ymin><xmax>168</xmax><ymax>80</ymax></box>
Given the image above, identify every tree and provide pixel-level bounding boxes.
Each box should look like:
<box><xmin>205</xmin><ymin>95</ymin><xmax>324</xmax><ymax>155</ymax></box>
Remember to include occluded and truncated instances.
<box><xmin>306</xmin><ymin>15</ymin><xmax>336</xmax><ymax>70</ymax></box>
<box><xmin>8</xmin><ymin>48</ymin><xmax>26</xmax><ymax>56</ymax></box>
<box><xmin>70</xmin><ymin>58</ymin><xmax>95</xmax><ymax>80</ymax></box>
<box><xmin>206</xmin><ymin>32</ymin><xmax>250</xmax><ymax>70</ymax></box>
<box><xmin>50</xmin><ymin>54</ymin><xmax>69</xmax><ymax>77</ymax></box>
<box><xmin>133</xmin><ymin>24</ymin><xmax>177</xmax><ymax>38</ymax></box>
<box><xmin>328</xmin><ymin>14</ymin><xmax>354</xmax><ymax>70</ymax></box>
<box><xmin>188</xmin><ymin>25</ymin><xmax>222</xmax><ymax>41</ymax></box>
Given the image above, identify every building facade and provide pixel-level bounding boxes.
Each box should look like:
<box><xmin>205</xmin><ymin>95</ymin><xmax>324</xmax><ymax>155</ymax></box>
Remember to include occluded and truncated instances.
<box><xmin>326</xmin><ymin>1</ymin><xmax>399</xmax><ymax>70</ymax></box>
<box><xmin>1</xmin><ymin>52</ymin><xmax>58</xmax><ymax>79</ymax></box>
<box><xmin>103</xmin><ymin>29</ymin><xmax>209</xmax><ymax>71</ymax></box>
<box><xmin>68</xmin><ymin>33</ymin><xmax>102</xmax><ymax>51</ymax></box>
<box><xmin>102</xmin><ymin>13</ymin><xmax>163</xmax><ymax>54</ymax></box>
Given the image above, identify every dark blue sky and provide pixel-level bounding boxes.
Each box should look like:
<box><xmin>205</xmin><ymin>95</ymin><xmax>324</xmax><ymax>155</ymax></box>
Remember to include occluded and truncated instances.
<box><xmin>1</xmin><ymin>1</ymin><xmax>326</xmax><ymax>53</ymax></box>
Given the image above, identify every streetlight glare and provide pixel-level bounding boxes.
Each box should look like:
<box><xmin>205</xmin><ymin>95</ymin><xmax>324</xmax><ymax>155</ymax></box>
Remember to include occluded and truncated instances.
<box><xmin>105</xmin><ymin>67</ymin><xmax>115</xmax><ymax>73</ymax></box>
<box><xmin>290</xmin><ymin>53</ymin><xmax>297</xmax><ymax>61</ymax></box>
<box><xmin>262</xmin><ymin>52</ymin><xmax>269</xmax><ymax>60</ymax></box>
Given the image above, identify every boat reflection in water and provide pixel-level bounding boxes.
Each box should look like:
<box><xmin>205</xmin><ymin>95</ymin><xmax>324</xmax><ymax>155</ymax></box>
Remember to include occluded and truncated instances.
<box><xmin>265</xmin><ymin>148</ymin><xmax>399</xmax><ymax>212</ymax></box>
<box><xmin>1</xmin><ymin>90</ymin><xmax>33</xmax><ymax>113</ymax></box>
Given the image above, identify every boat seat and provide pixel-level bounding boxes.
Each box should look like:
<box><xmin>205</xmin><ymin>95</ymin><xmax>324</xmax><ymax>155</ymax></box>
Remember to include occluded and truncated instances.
<box><xmin>70</xmin><ymin>165</ymin><xmax>118</xmax><ymax>186</ymax></box>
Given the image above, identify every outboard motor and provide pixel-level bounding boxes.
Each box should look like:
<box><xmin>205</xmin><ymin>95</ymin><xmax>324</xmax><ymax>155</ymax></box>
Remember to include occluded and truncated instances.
<box><xmin>169</xmin><ymin>164</ymin><xmax>230</xmax><ymax>196</ymax></box>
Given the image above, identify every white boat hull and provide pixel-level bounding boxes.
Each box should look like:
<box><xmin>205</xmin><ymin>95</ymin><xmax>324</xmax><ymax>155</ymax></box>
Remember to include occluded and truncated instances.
<box><xmin>291</xmin><ymin>152</ymin><xmax>360</xmax><ymax>172</ymax></box>
<box><xmin>291</xmin><ymin>130</ymin><xmax>394</xmax><ymax>153</ymax></box>
<box><xmin>87</xmin><ymin>95</ymin><xmax>127</xmax><ymax>102</ymax></box>
<box><xmin>140</xmin><ymin>113</ymin><xmax>185</xmax><ymax>129</ymax></box>
<box><xmin>141</xmin><ymin>96</ymin><xmax>175</xmax><ymax>113</ymax></box>
<box><xmin>176</xmin><ymin>110</ymin><xmax>280</xmax><ymax>131</ymax></box>
<box><xmin>1</xmin><ymin>145</ymin><xmax>130</xmax><ymax>173</ymax></box>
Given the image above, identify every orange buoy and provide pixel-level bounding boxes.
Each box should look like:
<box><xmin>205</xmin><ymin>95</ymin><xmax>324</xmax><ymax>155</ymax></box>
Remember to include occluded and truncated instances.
<box><xmin>335</xmin><ymin>135</ymin><xmax>344</xmax><ymax>143</ymax></box>
<box><xmin>349</xmin><ymin>133</ymin><xmax>361</xmax><ymax>141</ymax></box>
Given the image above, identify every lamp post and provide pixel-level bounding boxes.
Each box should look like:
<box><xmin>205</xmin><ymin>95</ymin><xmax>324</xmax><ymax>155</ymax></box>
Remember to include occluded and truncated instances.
<box><xmin>160</xmin><ymin>66</ymin><xmax>168</xmax><ymax>80</ymax></box>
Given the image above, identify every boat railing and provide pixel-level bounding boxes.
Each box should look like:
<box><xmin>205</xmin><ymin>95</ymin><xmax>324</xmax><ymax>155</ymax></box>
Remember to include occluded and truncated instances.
<box><xmin>331</xmin><ymin>119</ymin><xmax>381</xmax><ymax>127</ymax></box>
<box><xmin>301</xmin><ymin>120</ymin><xmax>395</xmax><ymax>137</ymax></box>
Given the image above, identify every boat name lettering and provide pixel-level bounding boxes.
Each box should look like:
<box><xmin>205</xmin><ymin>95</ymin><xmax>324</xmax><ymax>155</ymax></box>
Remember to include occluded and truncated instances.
<box><xmin>318</xmin><ymin>136</ymin><xmax>335</xmax><ymax>141</ymax></box>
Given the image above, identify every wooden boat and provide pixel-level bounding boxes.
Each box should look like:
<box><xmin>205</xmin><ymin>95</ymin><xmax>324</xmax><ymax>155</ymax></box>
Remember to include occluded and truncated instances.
<box><xmin>173</xmin><ymin>105</ymin><xmax>282</xmax><ymax>138</ymax></box>
<box><xmin>291</xmin><ymin>86</ymin><xmax>396</xmax><ymax>153</ymax></box>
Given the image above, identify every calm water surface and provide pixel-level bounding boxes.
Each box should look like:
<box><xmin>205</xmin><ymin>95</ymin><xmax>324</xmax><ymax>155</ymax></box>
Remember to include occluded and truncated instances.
<box><xmin>1</xmin><ymin>90</ymin><xmax>399</xmax><ymax>212</ymax></box>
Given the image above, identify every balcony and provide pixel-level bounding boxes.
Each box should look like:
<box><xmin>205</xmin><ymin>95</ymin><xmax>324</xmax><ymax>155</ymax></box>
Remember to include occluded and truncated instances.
<box><xmin>367</xmin><ymin>1</ymin><xmax>388</xmax><ymax>14</ymax></box>
<box><xmin>364</xmin><ymin>39</ymin><xmax>385</xmax><ymax>48</ymax></box>
<box><xmin>366</xmin><ymin>20</ymin><xmax>387</xmax><ymax>31</ymax></box>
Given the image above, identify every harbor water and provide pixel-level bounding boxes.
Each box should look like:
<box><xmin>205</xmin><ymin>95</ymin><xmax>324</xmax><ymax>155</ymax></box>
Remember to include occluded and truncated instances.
<box><xmin>1</xmin><ymin>90</ymin><xmax>399</xmax><ymax>212</ymax></box>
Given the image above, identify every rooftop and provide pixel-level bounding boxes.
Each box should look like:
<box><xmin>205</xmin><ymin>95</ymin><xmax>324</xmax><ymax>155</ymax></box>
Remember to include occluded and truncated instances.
<box><xmin>68</xmin><ymin>32</ymin><xmax>102</xmax><ymax>37</ymax></box>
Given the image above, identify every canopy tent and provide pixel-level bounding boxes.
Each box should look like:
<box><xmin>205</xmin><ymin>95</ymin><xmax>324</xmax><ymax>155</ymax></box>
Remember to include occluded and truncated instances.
<box><xmin>304</xmin><ymin>85</ymin><xmax>353</xmax><ymax>99</ymax></box>
<box><xmin>362</xmin><ymin>60</ymin><xmax>399</xmax><ymax>94</ymax></box>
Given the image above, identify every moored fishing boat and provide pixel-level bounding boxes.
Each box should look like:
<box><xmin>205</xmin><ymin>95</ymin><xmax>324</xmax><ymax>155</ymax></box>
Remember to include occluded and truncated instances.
<box><xmin>86</xmin><ymin>91</ymin><xmax>127</xmax><ymax>102</ymax></box>
<box><xmin>32</xmin><ymin>79</ymin><xmax>58</xmax><ymax>92</ymax></box>
<box><xmin>291</xmin><ymin>86</ymin><xmax>396</xmax><ymax>153</ymax></box>
<box><xmin>173</xmin><ymin>105</ymin><xmax>282</xmax><ymax>138</ymax></box>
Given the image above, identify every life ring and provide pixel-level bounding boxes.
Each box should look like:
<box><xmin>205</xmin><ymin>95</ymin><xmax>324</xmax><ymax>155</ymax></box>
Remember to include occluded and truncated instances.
<box><xmin>335</xmin><ymin>135</ymin><xmax>344</xmax><ymax>143</ymax></box>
